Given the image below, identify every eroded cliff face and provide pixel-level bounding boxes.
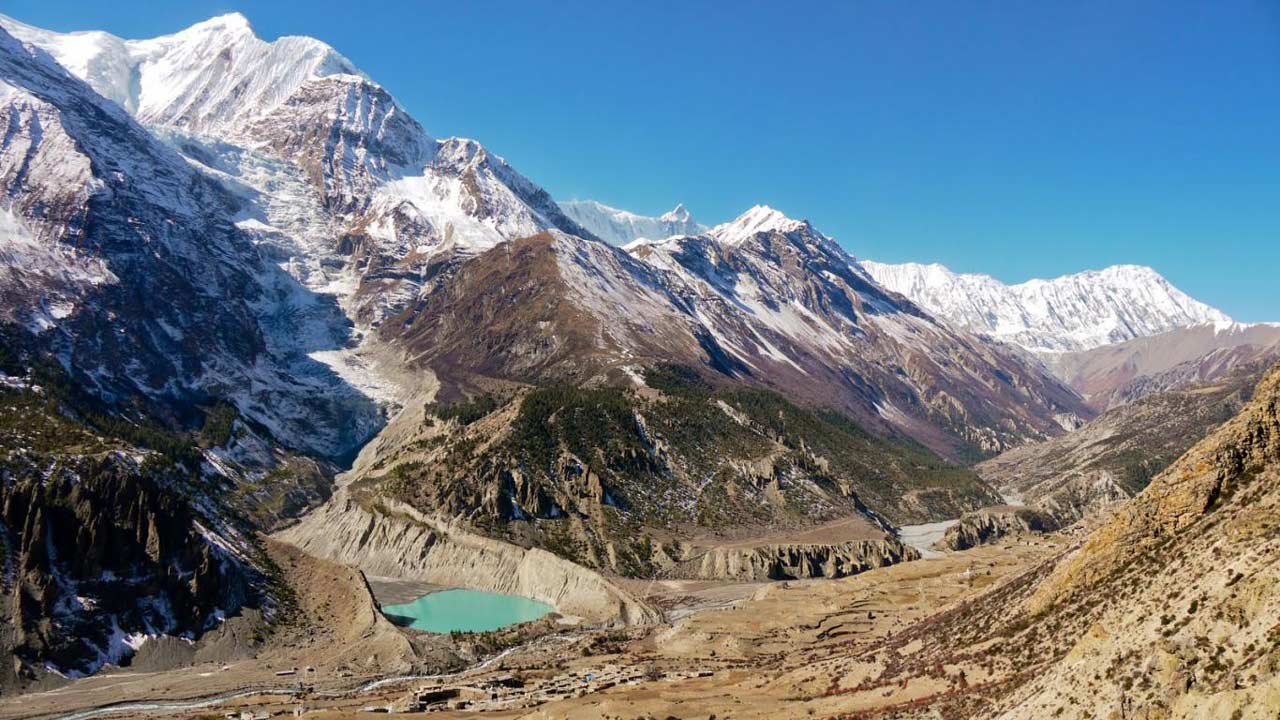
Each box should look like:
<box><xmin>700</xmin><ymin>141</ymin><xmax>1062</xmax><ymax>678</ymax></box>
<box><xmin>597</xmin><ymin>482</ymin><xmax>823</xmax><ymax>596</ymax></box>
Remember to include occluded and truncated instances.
<box><xmin>939</xmin><ymin>507</ymin><xmax>1057</xmax><ymax>551</ymax></box>
<box><xmin>673</xmin><ymin>539</ymin><xmax>917</xmax><ymax>581</ymax></box>
<box><xmin>274</xmin><ymin>492</ymin><xmax>659</xmax><ymax>626</ymax></box>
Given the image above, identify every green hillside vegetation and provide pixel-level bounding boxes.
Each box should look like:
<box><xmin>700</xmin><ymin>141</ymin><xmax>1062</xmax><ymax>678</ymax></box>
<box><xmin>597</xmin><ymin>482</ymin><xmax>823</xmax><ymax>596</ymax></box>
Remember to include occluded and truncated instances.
<box><xmin>383</xmin><ymin>365</ymin><xmax>999</xmax><ymax>575</ymax></box>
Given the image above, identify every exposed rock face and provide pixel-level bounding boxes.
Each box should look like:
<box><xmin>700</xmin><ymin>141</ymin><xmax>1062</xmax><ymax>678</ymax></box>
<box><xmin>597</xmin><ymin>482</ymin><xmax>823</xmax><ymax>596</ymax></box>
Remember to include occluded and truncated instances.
<box><xmin>0</xmin><ymin>25</ymin><xmax>379</xmax><ymax>459</ymax></box>
<box><xmin>0</xmin><ymin>398</ymin><xmax>264</xmax><ymax>686</ymax></box>
<box><xmin>631</xmin><ymin>209</ymin><xmax>1092</xmax><ymax>459</ymax></box>
<box><xmin>976</xmin><ymin>364</ymin><xmax>1262</xmax><ymax>526</ymax></box>
<box><xmin>938</xmin><ymin>506</ymin><xmax>1057</xmax><ymax>551</ymax></box>
<box><xmin>274</xmin><ymin>493</ymin><xmax>659</xmax><ymax>626</ymax></box>
<box><xmin>384</xmin><ymin>232</ymin><xmax>705</xmax><ymax>385</ymax></box>
<box><xmin>1029</xmin><ymin>362</ymin><xmax>1280</xmax><ymax>613</ymax></box>
<box><xmin>674</xmin><ymin>539</ymin><xmax>917</xmax><ymax>581</ymax></box>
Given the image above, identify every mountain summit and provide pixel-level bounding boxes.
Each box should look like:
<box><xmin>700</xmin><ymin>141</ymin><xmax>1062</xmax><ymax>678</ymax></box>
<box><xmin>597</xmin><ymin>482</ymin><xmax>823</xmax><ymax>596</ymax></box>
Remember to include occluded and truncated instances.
<box><xmin>0</xmin><ymin>11</ymin><xmax>592</xmax><ymax>331</ymax></box>
<box><xmin>708</xmin><ymin>204</ymin><xmax>812</xmax><ymax>245</ymax></box>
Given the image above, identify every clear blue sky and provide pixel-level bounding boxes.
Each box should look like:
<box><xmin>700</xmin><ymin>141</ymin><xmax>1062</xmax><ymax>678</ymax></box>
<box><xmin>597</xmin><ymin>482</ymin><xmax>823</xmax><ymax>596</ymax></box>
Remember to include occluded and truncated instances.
<box><xmin>6</xmin><ymin>0</ymin><xmax>1278</xmax><ymax>321</ymax></box>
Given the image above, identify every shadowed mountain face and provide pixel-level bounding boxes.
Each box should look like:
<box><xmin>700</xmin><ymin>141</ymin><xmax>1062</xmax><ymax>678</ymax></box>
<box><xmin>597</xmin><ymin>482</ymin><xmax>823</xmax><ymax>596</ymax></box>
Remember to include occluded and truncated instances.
<box><xmin>0</xmin><ymin>381</ymin><xmax>268</xmax><ymax>687</ymax></box>
<box><xmin>0</xmin><ymin>26</ymin><xmax>383</xmax><ymax>460</ymax></box>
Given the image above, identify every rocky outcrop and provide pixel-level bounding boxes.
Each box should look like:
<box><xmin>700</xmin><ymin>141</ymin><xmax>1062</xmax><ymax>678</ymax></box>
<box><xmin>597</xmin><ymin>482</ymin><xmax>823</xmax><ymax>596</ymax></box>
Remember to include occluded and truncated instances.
<box><xmin>938</xmin><ymin>507</ymin><xmax>1057</xmax><ymax>551</ymax></box>
<box><xmin>988</xmin><ymin>362</ymin><xmax>1280</xmax><ymax>718</ymax></box>
<box><xmin>0</xmin><ymin>450</ymin><xmax>262</xmax><ymax>685</ymax></box>
<box><xmin>673</xmin><ymin>539</ymin><xmax>918</xmax><ymax>581</ymax></box>
<box><xmin>274</xmin><ymin>492</ymin><xmax>659</xmax><ymax>626</ymax></box>
<box><xmin>1029</xmin><ymin>362</ymin><xmax>1280</xmax><ymax>614</ymax></box>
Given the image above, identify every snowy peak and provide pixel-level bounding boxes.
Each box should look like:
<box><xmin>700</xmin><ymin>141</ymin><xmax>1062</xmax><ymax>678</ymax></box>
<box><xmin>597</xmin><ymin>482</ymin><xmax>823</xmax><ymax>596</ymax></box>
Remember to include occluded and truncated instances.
<box><xmin>6</xmin><ymin>11</ymin><xmax>594</xmax><ymax>315</ymax></box>
<box><xmin>709</xmin><ymin>205</ymin><xmax>811</xmax><ymax>245</ymax></box>
<box><xmin>861</xmin><ymin>260</ymin><xmax>1232</xmax><ymax>353</ymax></box>
<box><xmin>185</xmin><ymin>12</ymin><xmax>253</xmax><ymax>32</ymax></box>
<box><xmin>0</xmin><ymin>11</ymin><xmax>366</xmax><ymax>135</ymax></box>
<box><xmin>660</xmin><ymin>203</ymin><xmax>693</xmax><ymax>224</ymax></box>
<box><xmin>558</xmin><ymin>199</ymin><xmax>706</xmax><ymax>245</ymax></box>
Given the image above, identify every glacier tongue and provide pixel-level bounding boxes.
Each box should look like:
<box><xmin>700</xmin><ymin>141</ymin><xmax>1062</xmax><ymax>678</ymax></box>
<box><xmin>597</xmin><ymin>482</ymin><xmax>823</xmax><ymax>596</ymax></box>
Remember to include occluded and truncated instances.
<box><xmin>860</xmin><ymin>260</ymin><xmax>1231</xmax><ymax>353</ymax></box>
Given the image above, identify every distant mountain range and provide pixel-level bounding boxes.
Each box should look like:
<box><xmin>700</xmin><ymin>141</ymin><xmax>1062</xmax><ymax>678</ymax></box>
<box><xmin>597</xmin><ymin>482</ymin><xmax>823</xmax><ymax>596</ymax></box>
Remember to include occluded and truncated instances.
<box><xmin>0</xmin><ymin>13</ymin><xmax>1091</xmax><ymax>461</ymax></box>
<box><xmin>559</xmin><ymin>199</ymin><xmax>705</xmax><ymax>245</ymax></box>
<box><xmin>859</xmin><ymin>261</ymin><xmax>1231</xmax><ymax>354</ymax></box>
<box><xmin>559</xmin><ymin>200</ymin><xmax>1249</xmax><ymax>362</ymax></box>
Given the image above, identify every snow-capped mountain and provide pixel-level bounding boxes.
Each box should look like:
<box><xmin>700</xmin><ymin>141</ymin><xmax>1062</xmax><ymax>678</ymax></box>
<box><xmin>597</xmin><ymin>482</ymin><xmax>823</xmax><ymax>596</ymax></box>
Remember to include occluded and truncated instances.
<box><xmin>619</xmin><ymin>207</ymin><xmax>1089</xmax><ymax>455</ymax></box>
<box><xmin>860</xmin><ymin>261</ymin><xmax>1230</xmax><ymax>354</ymax></box>
<box><xmin>0</xmin><ymin>12</ymin><xmax>594</xmax><ymax>330</ymax></box>
<box><xmin>0</xmin><ymin>24</ymin><xmax>379</xmax><ymax>457</ymax></box>
<box><xmin>559</xmin><ymin>199</ymin><xmax>705</xmax><ymax>245</ymax></box>
<box><xmin>0</xmin><ymin>13</ymin><xmax>364</xmax><ymax>137</ymax></box>
<box><xmin>0</xmin><ymin>11</ymin><xmax>1095</xmax><ymax>459</ymax></box>
<box><xmin>0</xmin><ymin>12</ymin><xmax>1103</xmax><ymax>683</ymax></box>
<box><xmin>0</xmin><ymin>21</ymin><xmax>372</xmax><ymax>680</ymax></box>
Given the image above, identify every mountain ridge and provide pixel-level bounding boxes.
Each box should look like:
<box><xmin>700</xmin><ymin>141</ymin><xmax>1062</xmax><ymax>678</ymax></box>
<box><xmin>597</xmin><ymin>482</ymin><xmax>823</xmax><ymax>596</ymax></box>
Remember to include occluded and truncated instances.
<box><xmin>559</xmin><ymin>198</ymin><xmax>706</xmax><ymax>246</ymax></box>
<box><xmin>862</xmin><ymin>259</ymin><xmax>1231</xmax><ymax>353</ymax></box>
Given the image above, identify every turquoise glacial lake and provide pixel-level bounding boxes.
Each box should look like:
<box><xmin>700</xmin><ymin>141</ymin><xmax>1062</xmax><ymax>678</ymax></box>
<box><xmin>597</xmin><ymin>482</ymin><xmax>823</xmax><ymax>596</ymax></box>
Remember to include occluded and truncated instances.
<box><xmin>381</xmin><ymin>589</ymin><xmax>554</xmax><ymax>633</ymax></box>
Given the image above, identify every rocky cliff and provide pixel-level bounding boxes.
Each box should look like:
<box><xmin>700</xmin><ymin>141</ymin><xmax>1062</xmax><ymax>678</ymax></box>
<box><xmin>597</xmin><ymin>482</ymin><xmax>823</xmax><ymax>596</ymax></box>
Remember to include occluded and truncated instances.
<box><xmin>0</xmin><ymin>389</ymin><xmax>267</xmax><ymax>687</ymax></box>
<box><xmin>673</xmin><ymin>539</ymin><xmax>917</xmax><ymax>581</ymax></box>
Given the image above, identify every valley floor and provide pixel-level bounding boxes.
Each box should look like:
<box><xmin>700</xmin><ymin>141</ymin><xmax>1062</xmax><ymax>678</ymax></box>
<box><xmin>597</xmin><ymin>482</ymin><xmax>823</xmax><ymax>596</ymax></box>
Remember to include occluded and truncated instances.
<box><xmin>0</xmin><ymin>537</ymin><xmax>1063</xmax><ymax>720</ymax></box>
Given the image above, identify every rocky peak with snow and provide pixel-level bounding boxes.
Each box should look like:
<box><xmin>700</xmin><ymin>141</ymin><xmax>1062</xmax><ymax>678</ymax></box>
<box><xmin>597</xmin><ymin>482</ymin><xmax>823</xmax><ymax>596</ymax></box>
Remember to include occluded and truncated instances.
<box><xmin>0</xmin><ymin>23</ymin><xmax>380</xmax><ymax>457</ymax></box>
<box><xmin>627</xmin><ymin>208</ymin><xmax>1088</xmax><ymax>456</ymax></box>
<box><xmin>0</xmin><ymin>12</ymin><xmax>364</xmax><ymax>136</ymax></box>
<box><xmin>558</xmin><ymin>199</ymin><xmax>706</xmax><ymax>246</ymax></box>
<box><xmin>708</xmin><ymin>204</ymin><xmax>812</xmax><ymax>246</ymax></box>
<box><xmin>660</xmin><ymin>203</ymin><xmax>693</xmax><ymax>224</ymax></box>
<box><xmin>3</xmin><ymin>12</ymin><xmax>594</xmax><ymax>330</ymax></box>
<box><xmin>860</xmin><ymin>260</ymin><xmax>1232</xmax><ymax>354</ymax></box>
